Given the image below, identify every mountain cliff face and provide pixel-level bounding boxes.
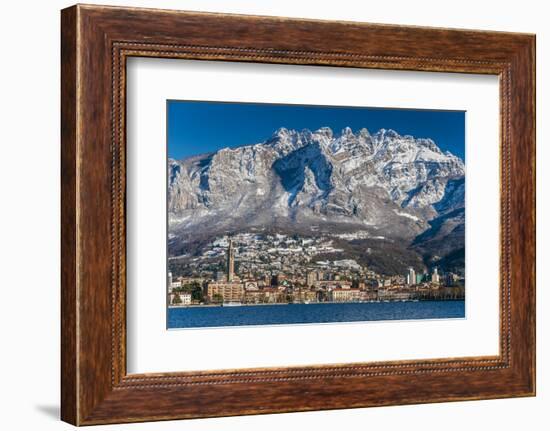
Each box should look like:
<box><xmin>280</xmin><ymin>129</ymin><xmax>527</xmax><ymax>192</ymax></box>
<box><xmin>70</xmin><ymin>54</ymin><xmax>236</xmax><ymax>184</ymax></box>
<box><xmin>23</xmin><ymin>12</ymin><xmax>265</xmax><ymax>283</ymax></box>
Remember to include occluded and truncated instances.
<box><xmin>168</xmin><ymin>127</ymin><xmax>465</xmax><ymax>272</ymax></box>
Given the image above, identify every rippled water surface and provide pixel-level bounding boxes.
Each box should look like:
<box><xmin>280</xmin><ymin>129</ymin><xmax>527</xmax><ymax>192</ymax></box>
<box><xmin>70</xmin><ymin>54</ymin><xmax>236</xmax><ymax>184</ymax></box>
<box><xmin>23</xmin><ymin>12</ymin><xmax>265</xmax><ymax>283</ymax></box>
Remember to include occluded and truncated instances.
<box><xmin>168</xmin><ymin>300</ymin><xmax>465</xmax><ymax>329</ymax></box>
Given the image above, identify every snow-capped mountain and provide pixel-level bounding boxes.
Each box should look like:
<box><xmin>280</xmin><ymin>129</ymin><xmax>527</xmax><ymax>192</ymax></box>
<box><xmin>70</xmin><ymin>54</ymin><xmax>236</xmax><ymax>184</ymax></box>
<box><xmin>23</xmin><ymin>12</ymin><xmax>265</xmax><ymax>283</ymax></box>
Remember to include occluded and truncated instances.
<box><xmin>168</xmin><ymin>127</ymin><xmax>465</xmax><ymax>272</ymax></box>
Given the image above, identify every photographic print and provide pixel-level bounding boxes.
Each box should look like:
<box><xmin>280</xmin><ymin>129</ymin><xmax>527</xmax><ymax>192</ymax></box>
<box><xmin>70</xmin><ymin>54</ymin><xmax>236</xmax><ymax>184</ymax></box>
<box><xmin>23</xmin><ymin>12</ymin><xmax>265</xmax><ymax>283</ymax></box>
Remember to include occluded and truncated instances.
<box><xmin>167</xmin><ymin>101</ymin><xmax>466</xmax><ymax>329</ymax></box>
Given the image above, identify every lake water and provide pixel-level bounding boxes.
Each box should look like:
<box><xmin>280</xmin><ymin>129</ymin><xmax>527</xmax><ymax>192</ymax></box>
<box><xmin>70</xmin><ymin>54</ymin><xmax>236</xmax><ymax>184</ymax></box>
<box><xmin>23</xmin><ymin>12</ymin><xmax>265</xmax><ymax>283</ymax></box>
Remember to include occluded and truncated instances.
<box><xmin>168</xmin><ymin>300</ymin><xmax>465</xmax><ymax>329</ymax></box>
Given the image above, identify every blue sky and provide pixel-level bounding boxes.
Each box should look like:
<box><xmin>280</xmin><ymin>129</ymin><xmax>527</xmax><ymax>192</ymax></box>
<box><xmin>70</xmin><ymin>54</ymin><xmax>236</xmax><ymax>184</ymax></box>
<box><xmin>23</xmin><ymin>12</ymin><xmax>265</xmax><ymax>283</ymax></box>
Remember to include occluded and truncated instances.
<box><xmin>167</xmin><ymin>100</ymin><xmax>465</xmax><ymax>161</ymax></box>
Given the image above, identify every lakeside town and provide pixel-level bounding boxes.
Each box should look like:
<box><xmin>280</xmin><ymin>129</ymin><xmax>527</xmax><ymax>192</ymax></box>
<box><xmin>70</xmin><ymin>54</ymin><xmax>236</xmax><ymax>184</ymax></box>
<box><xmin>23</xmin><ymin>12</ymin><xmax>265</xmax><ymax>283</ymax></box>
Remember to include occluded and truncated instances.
<box><xmin>167</xmin><ymin>233</ymin><xmax>465</xmax><ymax>307</ymax></box>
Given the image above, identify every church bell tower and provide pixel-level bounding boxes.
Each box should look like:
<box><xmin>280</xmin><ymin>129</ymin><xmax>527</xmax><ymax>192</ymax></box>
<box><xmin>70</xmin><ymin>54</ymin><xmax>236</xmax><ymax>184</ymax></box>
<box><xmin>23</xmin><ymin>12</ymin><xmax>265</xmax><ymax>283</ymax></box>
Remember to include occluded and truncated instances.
<box><xmin>227</xmin><ymin>239</ymin><xmax>235</xmax><ymax>282</ymax></box>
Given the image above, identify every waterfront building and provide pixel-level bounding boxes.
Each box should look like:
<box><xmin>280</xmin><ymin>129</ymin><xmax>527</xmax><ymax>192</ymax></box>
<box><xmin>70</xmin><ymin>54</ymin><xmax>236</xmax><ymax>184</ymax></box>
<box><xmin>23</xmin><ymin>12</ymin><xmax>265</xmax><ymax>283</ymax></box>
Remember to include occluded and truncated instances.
<box><xmin>205</xmin><ymin>282</ymin><xmax>244</xmax><ymax>303</ymax></box>
<box><xmin>244</xmin><ymin>287</ymin><xmax>285</xmax><ymax>304</ymax></box>
<box><xmin>263</xmin><ymin>287</ymin><xmax>285</xmax><ymax>303</ymax></box>
<box><xmin>360</xmin><ymin>290</ymin><xmax>378</xmax><ymax>301</ymax></box>
<box><xmin>328</xmin><ymin>288</ymin><xmax>362</xmax><ymax>303</ymax></box>
<box><xmin>243</xmin><ymin>289</ymin><xmax>263</xmax><ymax>304</ymax></box>
<box><xmin>168</xmin><ymin>291</ymin><xmax>192</xmax><ymax>306</ymax></box>
<box><xmin>293</xmin><ymin>288</ymin><xmax>318</xmax><ymax>303</ymax></box>
<box><xmin>378</xmin><ymin>289</ymin><xmax>413</xmax><ymax>301</ymax></box>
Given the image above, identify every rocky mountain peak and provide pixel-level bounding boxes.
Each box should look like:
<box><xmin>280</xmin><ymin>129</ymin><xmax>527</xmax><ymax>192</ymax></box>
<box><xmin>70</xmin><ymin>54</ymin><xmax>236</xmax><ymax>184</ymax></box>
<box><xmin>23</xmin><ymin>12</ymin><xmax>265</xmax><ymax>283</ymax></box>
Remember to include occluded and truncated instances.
<box><xmin>168</xmin><ymin>125</ymin><xmax>465</xmax><ymax>275</ymax></box>
<box><xmin>168</xmin><ymin>126</ymin><xmax>464</xmax><ymax>261</ymax></box>
<box><xmin>315</xmin><ymin>126</ymin><xmax>334</xmax><ymax>140</ymax></box>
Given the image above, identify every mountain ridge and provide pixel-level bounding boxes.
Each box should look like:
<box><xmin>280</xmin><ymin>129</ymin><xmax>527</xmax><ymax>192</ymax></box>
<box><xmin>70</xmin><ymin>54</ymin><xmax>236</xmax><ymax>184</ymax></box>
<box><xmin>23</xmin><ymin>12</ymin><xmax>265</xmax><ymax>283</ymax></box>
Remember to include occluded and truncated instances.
<box><xmin>168</xmin><ymin>126</ymin><xmax>465</xmax><ymax>274</ymax></box>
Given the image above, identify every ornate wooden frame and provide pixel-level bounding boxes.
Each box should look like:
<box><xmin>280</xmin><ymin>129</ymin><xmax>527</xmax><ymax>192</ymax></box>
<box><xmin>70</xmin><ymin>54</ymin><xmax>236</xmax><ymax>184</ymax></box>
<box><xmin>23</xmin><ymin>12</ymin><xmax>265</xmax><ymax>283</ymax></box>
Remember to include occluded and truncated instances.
<box><xmin>61</xmin><ymin>4</ymin><xmax>536</xmax><ymax>425</ymax></box>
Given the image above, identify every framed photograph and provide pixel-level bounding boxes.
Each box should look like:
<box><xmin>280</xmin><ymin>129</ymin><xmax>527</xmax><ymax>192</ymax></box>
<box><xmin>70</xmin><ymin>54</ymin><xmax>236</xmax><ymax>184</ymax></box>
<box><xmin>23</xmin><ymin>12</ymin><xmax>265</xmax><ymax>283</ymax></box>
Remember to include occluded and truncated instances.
<box><xmin>61</xmin><ymin>4</ymin><xmax>536</xmax><ymax>425</ymax></box>
<box><xmin>164</xmin><ymin>100</ymin><xmax>467</xmax><ymax>329</ymax></box>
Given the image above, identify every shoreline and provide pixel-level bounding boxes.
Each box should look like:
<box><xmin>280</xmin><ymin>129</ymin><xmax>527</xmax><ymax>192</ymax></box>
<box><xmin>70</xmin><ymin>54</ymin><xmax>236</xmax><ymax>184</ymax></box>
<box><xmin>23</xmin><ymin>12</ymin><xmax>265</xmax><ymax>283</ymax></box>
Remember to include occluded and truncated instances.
<box><xmin>168</xmin><ymin>298</ymin><xmax>465</xmax><ymax>309</ymax></box>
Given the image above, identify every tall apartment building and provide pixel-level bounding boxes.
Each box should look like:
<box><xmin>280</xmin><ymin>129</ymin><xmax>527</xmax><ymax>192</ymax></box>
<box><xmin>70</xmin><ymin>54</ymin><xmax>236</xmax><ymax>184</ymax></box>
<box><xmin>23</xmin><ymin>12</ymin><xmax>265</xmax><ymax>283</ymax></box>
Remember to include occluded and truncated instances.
<box><xmin>407</xmin><ymin>267</ymin><xmax>416</xmax><ymax>285</ymax></box>
<box><xmin>431</xmin><ymin>267</ymin><xmax>440</xmax><ymax>284</ymax></box>
<box><xmin>205</xmin><ymin>282</ymin><xmax>244</xmax><ymax>303</ymax></box>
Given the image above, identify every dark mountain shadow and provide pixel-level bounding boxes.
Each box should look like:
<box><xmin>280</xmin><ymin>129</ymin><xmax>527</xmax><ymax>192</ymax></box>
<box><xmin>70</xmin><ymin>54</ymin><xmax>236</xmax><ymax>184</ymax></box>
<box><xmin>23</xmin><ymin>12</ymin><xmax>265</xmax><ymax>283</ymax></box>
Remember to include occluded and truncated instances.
<box><xmin>273</xmin><ymin>143</ymin><xmax>333</xmax><ymax>206</ymax></box>
<box><xmin>434</xmin><ymin>177</ymin><xmax>465</xmax><ymax>214</ymax></box>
